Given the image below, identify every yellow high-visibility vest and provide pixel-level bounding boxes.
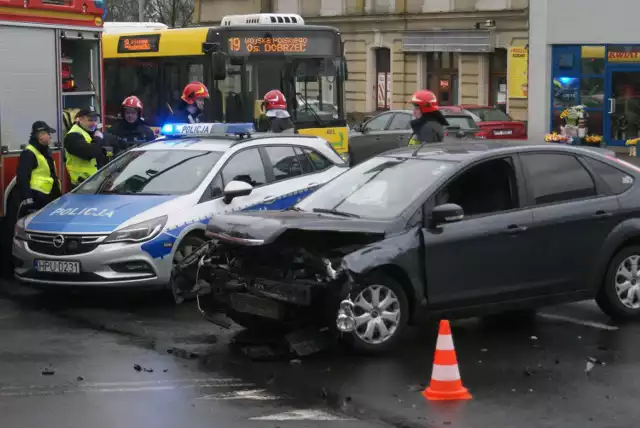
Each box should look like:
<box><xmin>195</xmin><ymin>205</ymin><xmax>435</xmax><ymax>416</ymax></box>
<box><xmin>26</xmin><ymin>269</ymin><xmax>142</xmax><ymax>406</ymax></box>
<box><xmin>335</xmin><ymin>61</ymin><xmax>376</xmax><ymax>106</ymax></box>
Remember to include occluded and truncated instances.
<box><xmin>65</xmin><ymin>124</ymin><xmax>97</xmax><ymax>185</ymax></box>
<box><xmin>25</xmin><ymin>144</ymin><xmax>58</xmax><ymax>194</ymax></box>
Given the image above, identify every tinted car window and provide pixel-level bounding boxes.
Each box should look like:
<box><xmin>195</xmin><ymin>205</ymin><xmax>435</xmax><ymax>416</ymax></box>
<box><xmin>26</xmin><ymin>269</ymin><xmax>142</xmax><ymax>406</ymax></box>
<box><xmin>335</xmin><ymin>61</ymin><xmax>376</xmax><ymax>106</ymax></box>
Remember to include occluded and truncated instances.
<box><xmin>584</xmin><ymin>157</ymin><xmax>635</xmax><ymax>195</ymax></box>
<box><xmin>75</xmin><ymin>149</ymin><xmax>223</xmax><ymax>195</ymax></box>
<box><xmin>304</xmin><ymin>148</ymin><xmax>332</xmax><ymax>172</ymax></box>
<box><xmin>264</xmin><ymin>146</ymin><xmax>302</xmax><ymax>181</ymax></box>
<box><xmin>364</xmin><ymin>113</ymin><xmax>392</xmax><ymax>132</ymax></box>
<box><xmin>520</xmin><ymin>153</ymin><xmax>596</xmax><ymax>205</ymax></box>
<box><xmin>388</xmin><ymin>113</ymin><xmax>412</xmax><ymax>130</ymax></box>
<box><xmin>221</xmin><ymin>148</ymin><xmax>267</xmax><ymax>187</ymax></box>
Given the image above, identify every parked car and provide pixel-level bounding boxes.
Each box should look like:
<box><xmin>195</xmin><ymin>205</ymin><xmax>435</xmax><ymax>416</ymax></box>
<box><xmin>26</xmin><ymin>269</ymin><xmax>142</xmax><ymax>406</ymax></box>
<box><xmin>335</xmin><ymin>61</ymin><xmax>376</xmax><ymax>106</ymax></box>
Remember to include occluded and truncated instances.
<box><xmin>347</xmin><ymin>109</ymin><xmax>484</xmax><ymax>166</ymax></box>
<box><xmin>12</xmin><ymin>123</ymin><xmax>348</xmax><ymax>291</ymax></box>
<box><xmin>189</xmin><ymin>140</ymin><xmax>639</xmax><ymax>354</ymax></box>
<box><xmin>440</xmin><ymin>105</ymin><xmax>527</xmax><ymax>139</ymax></box>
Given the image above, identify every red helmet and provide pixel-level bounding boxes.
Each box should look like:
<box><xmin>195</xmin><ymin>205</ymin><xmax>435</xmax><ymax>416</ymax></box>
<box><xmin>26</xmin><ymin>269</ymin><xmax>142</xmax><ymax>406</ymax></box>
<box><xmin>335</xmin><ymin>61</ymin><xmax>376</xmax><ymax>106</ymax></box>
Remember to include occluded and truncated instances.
<box><xmin>410</xmin><ymin>90</ymin><xmax>439</xmax><ymax>114</ymax></box>
<box><xmin>263</xmin><ymin>90</ymin><xmax>287</xmax><ymax>111</ymax></box>
<box><xmin>122</xmin><ymin>96</ymin><xmax>143</xmax><ymax>111</ymax></box>
<box><xmin>181</xmin><ymin>82</ymin><xmax>210</xmax><ymax>105</ymax></box>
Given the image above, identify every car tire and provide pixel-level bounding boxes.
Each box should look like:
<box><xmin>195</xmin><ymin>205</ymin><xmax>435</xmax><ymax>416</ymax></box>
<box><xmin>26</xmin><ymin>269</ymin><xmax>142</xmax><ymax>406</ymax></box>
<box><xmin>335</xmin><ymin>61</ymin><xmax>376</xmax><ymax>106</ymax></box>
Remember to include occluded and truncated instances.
<box><xmin>596</xmin><ymin>245</ymin><xmax>640</xmax><ymax>320</ymax></box>
<box><xmin>170</xmin><ymin>234</ymin><xmax>206</xmax><ymax>303</ymax></box>
<box><xmin>340</xmin><ymin>273</ymin><xmax>409</xmax><ymax>355</ymax></box>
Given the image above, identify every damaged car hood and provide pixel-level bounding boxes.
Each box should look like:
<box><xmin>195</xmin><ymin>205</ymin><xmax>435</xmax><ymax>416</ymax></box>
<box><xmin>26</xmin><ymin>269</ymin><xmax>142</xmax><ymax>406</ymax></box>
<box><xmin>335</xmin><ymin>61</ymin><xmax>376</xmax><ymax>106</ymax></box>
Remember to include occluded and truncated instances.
<box><xmin>207</xmin><ymin>211</ymin><xmax>389</xmax><ymax>244</ymax></box>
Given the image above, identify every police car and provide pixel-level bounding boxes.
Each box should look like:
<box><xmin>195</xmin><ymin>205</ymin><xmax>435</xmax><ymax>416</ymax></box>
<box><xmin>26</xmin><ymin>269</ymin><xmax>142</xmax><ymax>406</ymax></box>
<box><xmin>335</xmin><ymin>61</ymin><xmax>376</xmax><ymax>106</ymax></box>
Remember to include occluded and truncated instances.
<box><xmin>13</xmin><ymin>123</ymin><xmax>348</xmax><ymax>288</ymax></box>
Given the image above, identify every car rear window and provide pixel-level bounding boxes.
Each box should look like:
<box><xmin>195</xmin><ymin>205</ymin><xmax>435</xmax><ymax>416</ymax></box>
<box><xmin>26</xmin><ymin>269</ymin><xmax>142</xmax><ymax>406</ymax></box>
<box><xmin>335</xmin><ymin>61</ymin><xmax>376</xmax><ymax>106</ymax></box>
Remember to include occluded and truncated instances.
<box><xmin>444</xmin><ymin>115</ymin><xmax>476</xmax><ymax>130</ymax></box>
<box><xmin>466</xmin><ymin>108</ymin><xmax>511</xmax><ymax>122</ymax></box>
<box><xmin>583</xmin><ymin>157</ymin><xmax>635</xmax><ymax>195</ymax></box>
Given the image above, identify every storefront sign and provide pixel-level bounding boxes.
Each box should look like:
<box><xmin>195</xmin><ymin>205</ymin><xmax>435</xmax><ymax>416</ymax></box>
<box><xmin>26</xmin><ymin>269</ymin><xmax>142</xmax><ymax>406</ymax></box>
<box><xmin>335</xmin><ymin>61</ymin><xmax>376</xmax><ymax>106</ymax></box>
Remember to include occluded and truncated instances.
<box><xmin>508</xmin><ymin>47</ymin><xmax>528</xmax><ymax>99</ymax></box>
<box><xmin>608</xmin><ymin>47</ymin><xmax>640</xmax><ymax>62</ymax></box>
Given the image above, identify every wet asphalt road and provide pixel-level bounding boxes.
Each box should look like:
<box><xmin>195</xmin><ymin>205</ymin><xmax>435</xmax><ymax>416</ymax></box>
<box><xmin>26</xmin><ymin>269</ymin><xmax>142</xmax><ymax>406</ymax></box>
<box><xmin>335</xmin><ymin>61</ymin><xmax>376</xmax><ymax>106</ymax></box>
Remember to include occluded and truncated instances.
<box><xmin>1</xmin><ymin>280</ymin><xmax>639</xmax><ymax>428</ymax></box>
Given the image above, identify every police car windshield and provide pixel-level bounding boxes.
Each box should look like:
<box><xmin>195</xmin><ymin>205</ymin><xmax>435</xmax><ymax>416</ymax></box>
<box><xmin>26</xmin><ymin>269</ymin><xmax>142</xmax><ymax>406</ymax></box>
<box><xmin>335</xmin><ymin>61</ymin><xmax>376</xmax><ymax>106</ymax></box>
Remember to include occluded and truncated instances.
<box><xmin>295</xmin><ymin>157</ymin><xmax>455</xmax><ymax>219</ymax></box>
<box><xmin>75</xmin><ymin>149</ymin><xmax>223</xmax><ymax>195</ymax></box>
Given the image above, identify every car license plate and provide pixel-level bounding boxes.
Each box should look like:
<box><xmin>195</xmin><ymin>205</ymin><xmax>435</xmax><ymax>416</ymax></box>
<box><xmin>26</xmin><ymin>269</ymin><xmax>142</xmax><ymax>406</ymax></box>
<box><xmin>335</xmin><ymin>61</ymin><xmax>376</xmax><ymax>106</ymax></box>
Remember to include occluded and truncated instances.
<box><xmin>34</xmin><ymin>260</ymin><xmax>80</xmax><ymax>274</ymax></box>
<box><xmin>494</xmin><ymin>130</ymin><xmax>513</xmax><ymax>135</ymax></box>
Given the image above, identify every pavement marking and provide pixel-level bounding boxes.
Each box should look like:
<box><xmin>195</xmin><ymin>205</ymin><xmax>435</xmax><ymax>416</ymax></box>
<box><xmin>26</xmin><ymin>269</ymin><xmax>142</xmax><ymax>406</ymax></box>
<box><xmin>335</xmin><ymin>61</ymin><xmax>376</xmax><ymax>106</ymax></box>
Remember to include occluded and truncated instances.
<box><xmin>198</xmin><ymin>389</ymin><xmax>281</xmax><ymax>401</ymax></box>
<box><xmin>0</xmin><ymin>377</ymin><xmax>242</xmax><ymax>391</ymax></box>
<box><xmin>249</xmin><ymin>410</ymin><xmax>354</xmax><ymax>421</ymax></box>
<box><xmin>538</xmin><ymin>313</ymin><xmax>619</xmax><ymax>331</ymax></box>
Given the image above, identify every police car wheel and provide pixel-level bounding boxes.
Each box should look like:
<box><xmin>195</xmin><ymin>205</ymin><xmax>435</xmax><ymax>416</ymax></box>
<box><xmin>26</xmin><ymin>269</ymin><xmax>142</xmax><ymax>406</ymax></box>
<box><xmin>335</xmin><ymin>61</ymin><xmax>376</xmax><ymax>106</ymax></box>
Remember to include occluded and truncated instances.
<box><xmin>170</xmin><ymin>234</ymin><xmax>206</xmax><ymax>303</ymax></box>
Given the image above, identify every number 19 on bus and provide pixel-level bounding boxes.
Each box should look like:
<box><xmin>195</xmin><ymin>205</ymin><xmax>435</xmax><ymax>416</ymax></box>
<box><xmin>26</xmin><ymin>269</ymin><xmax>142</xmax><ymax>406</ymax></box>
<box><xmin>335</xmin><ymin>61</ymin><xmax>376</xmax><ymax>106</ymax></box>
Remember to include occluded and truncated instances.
<box><xmin>229</xmin><ymin>37</ymin><xmax>241</xmax><ymax>52</ymax></box>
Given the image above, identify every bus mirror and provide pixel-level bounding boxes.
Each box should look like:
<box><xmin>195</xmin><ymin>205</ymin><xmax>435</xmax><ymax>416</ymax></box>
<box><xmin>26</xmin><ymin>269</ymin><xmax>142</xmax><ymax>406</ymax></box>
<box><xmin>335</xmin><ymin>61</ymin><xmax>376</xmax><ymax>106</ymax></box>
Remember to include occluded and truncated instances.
<box><xmin>342</xmin><ymin>57</ymin><xmax>349</xmax><ymax>81</ymax></box>
<box><xmin>212</xmin><ymin>52</ymin><xmax>227</xmax><ymax>81</ymax></box>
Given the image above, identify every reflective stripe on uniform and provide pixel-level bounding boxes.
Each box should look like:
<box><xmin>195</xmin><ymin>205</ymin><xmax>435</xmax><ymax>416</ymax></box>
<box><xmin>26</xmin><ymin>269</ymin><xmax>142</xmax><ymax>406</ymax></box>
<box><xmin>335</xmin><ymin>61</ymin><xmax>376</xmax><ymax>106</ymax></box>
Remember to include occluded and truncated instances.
<box><xmin>65</xmin><ymin>124</ymin><xmax>97</xmax><ymax>185</ymax></box>
<box><xmin>25</xmin><ymin>144</ymin><xmax>58</xmax><ymax>195</ymax></box>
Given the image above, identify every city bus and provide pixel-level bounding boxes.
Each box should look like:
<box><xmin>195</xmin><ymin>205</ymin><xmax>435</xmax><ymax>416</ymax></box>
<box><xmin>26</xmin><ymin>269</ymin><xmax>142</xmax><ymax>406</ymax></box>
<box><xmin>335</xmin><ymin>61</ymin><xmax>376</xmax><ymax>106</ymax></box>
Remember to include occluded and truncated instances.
<box><xmin>102</xmin><ymin>14</ymin><xmax>349</xmax><ymax>156</ymax></box>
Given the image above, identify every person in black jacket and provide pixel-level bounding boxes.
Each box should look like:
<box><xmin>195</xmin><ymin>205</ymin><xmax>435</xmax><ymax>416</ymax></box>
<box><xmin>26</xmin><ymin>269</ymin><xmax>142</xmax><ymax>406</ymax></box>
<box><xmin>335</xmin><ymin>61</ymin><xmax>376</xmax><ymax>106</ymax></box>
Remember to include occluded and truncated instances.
<box><xmin>16</xmin><ymin>121</ymin><xmax>61</xmax><ymax>217</ymax></box>
<box><xmin>170</xmin><ymin>81</ymin><xmax>210</xmax><ymax>124</ymax></box>
<box><xmin>108</xmin><ymin>96</ymin><xmax>155</xmax><ymax>154</ymax></box>
<box><xmin>263</xmin><ymin>89</ymin><xmax>294</xmax><ymax>133</ymax></box>
<box><xmin>64</xmin><ymin>106</ymin><xmax>108</xmax><ymax>188</ymax></box>
<box><xmin>407</xmin><ymin>89</ymin><xmax>449</xmax><ymax>145</ymax></box>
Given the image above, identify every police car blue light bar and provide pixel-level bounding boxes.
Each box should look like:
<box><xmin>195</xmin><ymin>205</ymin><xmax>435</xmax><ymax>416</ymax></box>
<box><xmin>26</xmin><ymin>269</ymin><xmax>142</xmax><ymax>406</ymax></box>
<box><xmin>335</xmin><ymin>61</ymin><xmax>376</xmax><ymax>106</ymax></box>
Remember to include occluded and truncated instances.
<box><xmin>160</xmin><ymin>122</ymin><xmax>255</xmax><ymax>137</ymax></box>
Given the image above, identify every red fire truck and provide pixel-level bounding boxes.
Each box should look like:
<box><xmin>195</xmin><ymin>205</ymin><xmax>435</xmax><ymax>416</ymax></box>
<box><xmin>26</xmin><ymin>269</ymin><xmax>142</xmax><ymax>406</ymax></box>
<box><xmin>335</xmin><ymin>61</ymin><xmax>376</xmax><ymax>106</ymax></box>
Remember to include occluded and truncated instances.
<box><xmin>0</xmin><ymin>0</ymin><xmax>105</xmax><ymax>255</ymax></box>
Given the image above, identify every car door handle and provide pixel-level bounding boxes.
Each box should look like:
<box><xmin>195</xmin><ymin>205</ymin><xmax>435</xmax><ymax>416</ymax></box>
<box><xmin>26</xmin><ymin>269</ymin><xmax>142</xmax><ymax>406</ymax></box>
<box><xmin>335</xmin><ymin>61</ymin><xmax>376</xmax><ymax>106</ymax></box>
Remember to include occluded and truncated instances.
<box><xmin>504</xmin><ymin>224</ymin><xmax>528</xmax><ymax>234</ymax></box>
<box><xmin>593</xmin><ymin>210</ymin><xmax>613</xmax><ymax>218</ymax></box>
<box><xmin>397</xmin><ymin>136</ymin><xmax>405</xmax><ymax>140</ymax></box>
<box><xmin>375</xmin><ymin>136</ymin><xmax>381</xmax><ymax>141</ymax></box>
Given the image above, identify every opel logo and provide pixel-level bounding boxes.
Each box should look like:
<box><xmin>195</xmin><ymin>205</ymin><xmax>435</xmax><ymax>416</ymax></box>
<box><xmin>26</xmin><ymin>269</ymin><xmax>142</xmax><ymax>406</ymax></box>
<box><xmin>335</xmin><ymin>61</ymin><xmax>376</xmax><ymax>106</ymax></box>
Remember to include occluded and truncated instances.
<box><xmin>52</xmin><ymin>235</ymin><xmax>65</xmax><ymax>248</ymax></box>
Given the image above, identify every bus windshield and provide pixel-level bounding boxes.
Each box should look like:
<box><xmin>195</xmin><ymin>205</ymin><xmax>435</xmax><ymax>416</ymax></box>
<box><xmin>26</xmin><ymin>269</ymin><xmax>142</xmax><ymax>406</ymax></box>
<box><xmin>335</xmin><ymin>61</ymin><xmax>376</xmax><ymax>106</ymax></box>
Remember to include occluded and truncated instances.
<box><xmin>219</xmin><ymin>56</ymin><xmax>345</xmax><ymax>130</ymax></box>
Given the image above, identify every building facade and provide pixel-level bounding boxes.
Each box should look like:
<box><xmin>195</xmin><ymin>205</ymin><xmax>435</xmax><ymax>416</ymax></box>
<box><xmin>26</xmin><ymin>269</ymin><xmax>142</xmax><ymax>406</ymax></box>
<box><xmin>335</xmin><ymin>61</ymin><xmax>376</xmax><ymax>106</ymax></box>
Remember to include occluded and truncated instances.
<box><xmin>198</xmin><ymin>0</ymin><xmax>529</xmax><ymax>122</ymax></box>
<box><xmin>529</xmin><ymin>0</ymin><xmax>640</xmax><ymax>146</ymax></box>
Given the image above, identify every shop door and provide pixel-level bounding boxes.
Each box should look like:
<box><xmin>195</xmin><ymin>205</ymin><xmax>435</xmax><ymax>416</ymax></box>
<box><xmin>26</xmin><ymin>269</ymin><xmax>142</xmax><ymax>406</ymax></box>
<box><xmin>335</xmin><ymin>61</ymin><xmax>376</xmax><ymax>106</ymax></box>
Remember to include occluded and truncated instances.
<box><xmin>605</xmin><ymin>68</ymin><xmax>640</xmax><ymax>146</ymax></box>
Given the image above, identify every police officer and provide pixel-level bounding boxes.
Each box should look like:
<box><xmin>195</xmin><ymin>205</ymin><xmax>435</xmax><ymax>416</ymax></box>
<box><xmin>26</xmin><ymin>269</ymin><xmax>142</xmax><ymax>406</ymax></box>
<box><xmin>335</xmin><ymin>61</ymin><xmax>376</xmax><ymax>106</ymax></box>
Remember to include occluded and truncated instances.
<box><xmin>108</xmin><ymin>96</ymin><xmax>155</xmax><ymax>154</ymax></box>
<box><xmin>16</xmin><ymin>121</ymin><xmax>61</xmax><ymax>218</ymax></box>
<box><xmin>171</xmin><ymin>82</ymin><xmax>210</xmax><ymax>124</ymax></box>
<box><xmin>407</xmin><ymin>90</ymin><xmax>449</xmax><ymax>145</ymax></box>
<box><xmin>64</xmin><ymin>106</ymin><xmax>107</xmax><ymax>188</ymax></box>
<box><xmin>263</xmin><ymin>90</ymin><xmax>294</xmax><ymax>133</ymax></box>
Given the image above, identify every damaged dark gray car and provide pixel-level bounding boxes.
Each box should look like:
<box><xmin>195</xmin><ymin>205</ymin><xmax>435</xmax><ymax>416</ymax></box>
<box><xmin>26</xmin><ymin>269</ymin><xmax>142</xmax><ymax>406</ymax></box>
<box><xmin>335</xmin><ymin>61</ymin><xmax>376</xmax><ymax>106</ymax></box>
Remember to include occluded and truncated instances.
<box><xmin>175</xmin><ymin>140</ymin><xmax>640</xmax><ymax>354</ymax></box>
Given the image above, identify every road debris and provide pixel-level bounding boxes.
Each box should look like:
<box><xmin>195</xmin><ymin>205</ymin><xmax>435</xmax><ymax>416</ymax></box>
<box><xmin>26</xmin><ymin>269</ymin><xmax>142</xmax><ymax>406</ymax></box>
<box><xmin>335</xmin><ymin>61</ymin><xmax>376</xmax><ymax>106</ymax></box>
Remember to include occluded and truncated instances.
<box><xmin>77</xmin><ymin>376</ymin><xmax>84</xmax><ymax>381</ymax></box>
<box><xmin>585</xmin><ymin>356</ymin><xmax>605</xmax><ymax>375</ymax></box>
<box><xmin>133</xmin><ymin>364</ymin><xmax>142</xmax><ymax>372</ymax></box>
<box><xmin>41</xmin><ymin>368</ymin><xmax>55</xmax><ymax>376</ymax></box>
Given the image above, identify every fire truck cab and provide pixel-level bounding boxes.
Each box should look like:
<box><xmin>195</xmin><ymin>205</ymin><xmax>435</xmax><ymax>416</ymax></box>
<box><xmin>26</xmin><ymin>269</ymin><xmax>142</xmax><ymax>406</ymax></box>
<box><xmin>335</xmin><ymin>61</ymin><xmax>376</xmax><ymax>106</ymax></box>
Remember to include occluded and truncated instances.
<box><xmin>0</xmin><ymin>0</ymin><xmax>105</xmax><ymax>267</ymax></box>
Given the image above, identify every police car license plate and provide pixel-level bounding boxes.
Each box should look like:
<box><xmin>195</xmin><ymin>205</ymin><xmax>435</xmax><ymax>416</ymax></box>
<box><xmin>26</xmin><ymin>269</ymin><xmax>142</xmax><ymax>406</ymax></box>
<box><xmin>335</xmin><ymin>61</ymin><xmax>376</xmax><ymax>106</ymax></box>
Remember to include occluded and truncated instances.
<box><xmin>35</xmin><ymin>260</ymin><xmax>80</xmax><ymax>274</ymax></box>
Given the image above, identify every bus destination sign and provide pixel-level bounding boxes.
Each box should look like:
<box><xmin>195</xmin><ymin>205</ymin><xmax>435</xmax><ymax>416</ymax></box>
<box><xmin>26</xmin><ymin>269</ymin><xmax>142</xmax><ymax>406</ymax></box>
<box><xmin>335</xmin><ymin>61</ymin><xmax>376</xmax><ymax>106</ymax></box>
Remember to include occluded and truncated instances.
<box><xmin>117</xmin><ymin>34</ymin><xmax>161</xmax><ymax>54</ymax></box>
<box><xmin>225</xmin><ymin>31</ymin><xmax>336</xmax><ymax>56</ymax></box>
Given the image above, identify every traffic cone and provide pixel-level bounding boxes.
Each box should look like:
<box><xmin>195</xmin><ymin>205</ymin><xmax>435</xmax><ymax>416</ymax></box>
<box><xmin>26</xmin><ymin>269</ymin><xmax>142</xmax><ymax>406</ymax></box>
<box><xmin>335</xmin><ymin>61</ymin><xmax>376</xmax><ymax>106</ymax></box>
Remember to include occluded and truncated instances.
<box><xmin>423</xmin><ymin>320</ymin><xmax>472</xmax><ymax>401</ymax></box>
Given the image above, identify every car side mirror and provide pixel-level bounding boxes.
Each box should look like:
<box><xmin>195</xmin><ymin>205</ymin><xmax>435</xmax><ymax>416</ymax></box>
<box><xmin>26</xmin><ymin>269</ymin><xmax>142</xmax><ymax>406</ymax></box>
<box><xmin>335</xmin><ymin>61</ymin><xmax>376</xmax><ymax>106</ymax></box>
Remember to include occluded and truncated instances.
<box><xmin>431</xmin><ymin>203</ymin><xmax>464</xmax><ymax>226</ymax></box>
<box><xmin>223</xmin><ymin>180</ymin><xmax>253</xmax><ymax>204</ymax></box>
<box><xmin>354</xmin><ymin>123</ymin><xmax>363</xmax><ymax>133</ymax></box>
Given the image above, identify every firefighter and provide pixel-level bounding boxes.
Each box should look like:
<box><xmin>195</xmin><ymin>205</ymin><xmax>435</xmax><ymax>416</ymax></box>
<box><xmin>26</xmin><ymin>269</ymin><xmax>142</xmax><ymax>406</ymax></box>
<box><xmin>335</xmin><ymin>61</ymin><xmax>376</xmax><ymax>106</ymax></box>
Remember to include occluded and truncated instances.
<box><xmin>16</xmin><ymin>121</ymin><xmax>61</xmax><ymax>218</ymax></box>
<box><xmin>171</xmin><ymin>81</ymin><xmax>210</xmax><ymax>124</ymax></box>
<box><xmin>108</xmin><ymin>96</ymin><xmax>155</xmax><ymax>154</ymax></box>
<box><xmin>407</xmin><ymin>90</ymin><xmax>449</xmax><ymax>145</ymax></box>
<box><xmin>64</xmin><ymin>106</ymin><xmax>107</xmax><ymax>188</ymax></box>
<box><xmin>263</xmin><ymin>90</ymin><xmax>294</xmax><ymax>133</ymax></box>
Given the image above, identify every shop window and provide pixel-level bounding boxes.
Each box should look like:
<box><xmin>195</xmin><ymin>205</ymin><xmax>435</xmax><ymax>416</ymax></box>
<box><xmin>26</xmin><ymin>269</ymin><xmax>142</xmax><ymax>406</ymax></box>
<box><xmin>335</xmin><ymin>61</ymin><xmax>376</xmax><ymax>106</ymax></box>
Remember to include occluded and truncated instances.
<box><xmin>426</xmin><ymin>52</ymin><xmax>459</xmax><ymax>106</ymax></box>
<box><xmin>490</xmin><ymin>49</ymin><xmax>507</xmax><ymax>108</ymax></box>
<box><xmin>552</xmin><ymin>77</ymin><xmax>579</xmax><ymax>108</ymax></box>
<box><xmin>581</xmin><ymin>46</ymin><xmax>605</xmax><ymax>75</ymax></box>
<box><xmin>580</xmin><ymin>77</ymin><xmax>604</xmax><ymax>109</ymax></box>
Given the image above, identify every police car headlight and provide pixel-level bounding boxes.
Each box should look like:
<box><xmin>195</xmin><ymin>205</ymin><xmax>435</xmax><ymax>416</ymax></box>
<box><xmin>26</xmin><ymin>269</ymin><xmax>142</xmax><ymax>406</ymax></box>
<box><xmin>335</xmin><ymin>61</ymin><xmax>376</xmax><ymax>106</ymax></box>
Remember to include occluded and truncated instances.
<box><xmin>14</xmin><ymin>217</ymin><xmax>27</xmax><ymax>241</ymax></box>
<box><xmin>104</xmin><ymin>215</ymin><xmax>168</xmax><ymax>244</ymax></box>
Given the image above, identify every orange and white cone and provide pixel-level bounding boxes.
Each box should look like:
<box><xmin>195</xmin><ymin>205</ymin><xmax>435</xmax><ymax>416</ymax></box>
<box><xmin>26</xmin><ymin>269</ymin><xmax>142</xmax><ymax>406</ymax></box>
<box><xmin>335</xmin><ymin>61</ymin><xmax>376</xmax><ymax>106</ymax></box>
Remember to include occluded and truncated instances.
<box><xmin>423</xmin><ymin>320</ymin><xmax>472</xmax><ymax>401</ymax></box>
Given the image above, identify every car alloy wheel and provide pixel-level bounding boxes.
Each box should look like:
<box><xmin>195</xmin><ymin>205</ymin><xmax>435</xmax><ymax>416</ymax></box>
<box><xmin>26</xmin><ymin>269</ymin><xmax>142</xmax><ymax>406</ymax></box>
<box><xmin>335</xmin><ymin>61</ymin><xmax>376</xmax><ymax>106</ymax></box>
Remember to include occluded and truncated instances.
<box><xmin>614</xmin><ymin>255</ymin><xmax>640</xmax><ymax>309</ymax></box>
<box><xmin>352</xmin><ymin>284</ymin><xmax>402</xmax><ymax>345</ymax></box>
